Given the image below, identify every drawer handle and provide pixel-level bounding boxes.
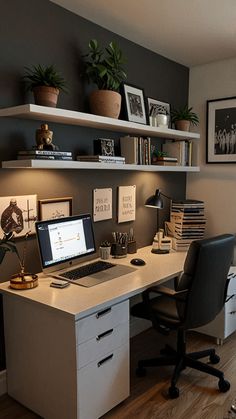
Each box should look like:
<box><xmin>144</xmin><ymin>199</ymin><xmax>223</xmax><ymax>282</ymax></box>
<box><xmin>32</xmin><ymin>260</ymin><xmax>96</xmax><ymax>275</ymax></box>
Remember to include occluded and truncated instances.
<box><xmin>97</xmin><ymin>354</ymin><xmax>113</xmax><ymax>368</ymax></box>
<box><xmin>96</xmin><ymin>328</ymin><xmax>113</xmax><ymax>341</ymax></box>
<box><xmin>230</xmin><ymin>310</ymin><xmax>236</xmax><ymax>315</ymax></box>
<box><xmin>226</xmin><ymin>294</ymin><xmax>235</xmax><ymax>302</ymax></box>
<box><xmin>96</xmin><ymin>307</ymin><xmax>111</xmax><ymax>319</ymax></box>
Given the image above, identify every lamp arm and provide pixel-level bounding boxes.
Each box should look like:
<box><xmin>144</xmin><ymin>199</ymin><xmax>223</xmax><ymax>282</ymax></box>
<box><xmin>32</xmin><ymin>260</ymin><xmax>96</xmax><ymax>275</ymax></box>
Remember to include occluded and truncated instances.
<box><xmin>160</xmin><ymin>192</ymin><xmax>172</xmax><ymax>201</ymax></box>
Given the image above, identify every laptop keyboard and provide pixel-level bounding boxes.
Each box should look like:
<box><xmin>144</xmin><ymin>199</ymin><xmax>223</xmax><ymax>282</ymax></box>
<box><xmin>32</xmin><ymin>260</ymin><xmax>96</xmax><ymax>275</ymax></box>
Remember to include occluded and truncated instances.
<box><xmin>60</xmin><ymin>260</ymin><xmax>116</xmax><ymax>281</ymax></box>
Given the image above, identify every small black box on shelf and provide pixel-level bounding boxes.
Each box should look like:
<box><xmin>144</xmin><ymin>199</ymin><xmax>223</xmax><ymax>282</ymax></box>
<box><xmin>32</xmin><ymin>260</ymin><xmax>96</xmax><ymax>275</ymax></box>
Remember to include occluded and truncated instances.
<box><xmin>94</xmin><ymin>139</ymin><xmax>115</xmax><ymax>156</ymax></box>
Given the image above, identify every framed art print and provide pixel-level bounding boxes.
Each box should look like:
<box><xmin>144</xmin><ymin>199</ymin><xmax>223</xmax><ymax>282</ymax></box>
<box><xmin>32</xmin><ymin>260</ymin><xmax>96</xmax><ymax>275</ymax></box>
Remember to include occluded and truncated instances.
<box><xmin>0</xmin><ymin>194</ymin><xmax>37</xmax><ymax>237</ymax></box>
<box><xmin>93</xmin><ymin>188</ymin><xmax>112</xmax><ymax>222</ymax></box>
<box><xmin>38</xmin><ymin>197</ymin><xmax>72</xmax><ymax>220</ymax></box>
<box><xmin>207</xmin><ymin>96</ymin><xmax>236</xmax><ymax>163</ymax></box>
<box><xmin>147</xmin><ymin>97</ymin><xmax>170</xmax><ymax>126</ymax></box>
<box><xmin>122</xmin><ymin>83</ymin><xmax>147</xmax><ymax>125</ymax></box>
<box><xmin>118</xmin><ymin>185</ymin><xmax>136</xmax><ymax>223</ymax></box>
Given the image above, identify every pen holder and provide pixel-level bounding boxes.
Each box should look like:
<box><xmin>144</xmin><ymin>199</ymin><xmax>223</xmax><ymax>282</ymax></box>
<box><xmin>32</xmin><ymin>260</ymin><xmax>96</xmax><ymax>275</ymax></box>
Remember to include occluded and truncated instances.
<box><xmin>99</xmin><ymin>246</ymin><xmax>111</xmax><ymax>260</ymax></box>
<box><xmin>111</xmin><ymin>243</ymin><xmax>127</xmax><ymax>258</ymax></box>
<box><xmin>127</xmin><ymin>241</ymin><xmax>137</xmax><ymax>254</ymax></box>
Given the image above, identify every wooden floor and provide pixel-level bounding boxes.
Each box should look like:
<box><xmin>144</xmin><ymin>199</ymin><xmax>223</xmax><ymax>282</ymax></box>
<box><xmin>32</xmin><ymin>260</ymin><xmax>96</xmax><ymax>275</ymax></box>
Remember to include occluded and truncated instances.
<box><xmin>1</xmin><ymin>329</ymin><xmax>236</xmax><ymax>419</ymax></box>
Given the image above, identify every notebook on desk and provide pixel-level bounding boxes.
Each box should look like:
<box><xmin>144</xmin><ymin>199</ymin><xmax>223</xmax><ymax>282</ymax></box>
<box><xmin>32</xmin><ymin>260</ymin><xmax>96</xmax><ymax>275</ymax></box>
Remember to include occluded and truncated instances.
<box><xmin>35</xmin><ymin>214</ymin><xmax>134</xmax><ymax>287</ymax></box>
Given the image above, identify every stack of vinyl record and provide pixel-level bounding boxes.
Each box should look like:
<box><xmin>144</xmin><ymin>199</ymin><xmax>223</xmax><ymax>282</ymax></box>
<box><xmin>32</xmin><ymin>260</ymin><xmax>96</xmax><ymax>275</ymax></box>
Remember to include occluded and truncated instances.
<box><xmin>17</xmin><ymin>149</ymin><xmax>73</xmax><ymax>160</ymax></box>
<box><xmin>165</xmin><ymin>199</ymin><xmax>206</xmax><ymax>251</ymax></box>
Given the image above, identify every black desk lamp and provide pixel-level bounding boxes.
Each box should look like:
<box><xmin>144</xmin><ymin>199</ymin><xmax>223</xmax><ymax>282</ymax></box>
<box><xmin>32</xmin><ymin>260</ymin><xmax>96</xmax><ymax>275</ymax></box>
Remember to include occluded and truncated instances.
<box><xmin>145</xmin><ymin>189</ymin><xmax>172</xmax><ymax>253</ymax></box>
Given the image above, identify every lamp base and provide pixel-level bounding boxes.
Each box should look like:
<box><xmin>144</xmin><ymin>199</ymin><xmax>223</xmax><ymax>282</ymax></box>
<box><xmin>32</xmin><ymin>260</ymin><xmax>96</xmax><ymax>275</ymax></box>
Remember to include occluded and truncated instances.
<box><xmin>151</xmin><ymin>249</ymin><xmax>170</xmax><ymax>254</ymax></box>
<box><xmin>10</xmin><ymin>273</ymin><xmax>38</xmax><ymax>290</ymax></box>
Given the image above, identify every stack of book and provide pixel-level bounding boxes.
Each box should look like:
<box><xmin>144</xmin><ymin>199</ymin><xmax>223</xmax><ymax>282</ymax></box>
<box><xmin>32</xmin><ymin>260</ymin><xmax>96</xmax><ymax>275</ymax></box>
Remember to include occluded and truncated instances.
<box><xmin>76</xmin><ymin>155</ymin><xmax>125</xmax><ymax>164</ymax></box>
<box><xmin>165</xmin><ymin>199</ymin><xmax>206</xmax><ymax>251</ymax></box>
<box><xmin>162</xmin><ymin>140</ymin><xmax>193</xmax><ymax>166</ymax></box>
<box><xmin>154</xmin><ymin>156</ymin><xmax>178</xmax><ymax>166</ymax></box>
<box><xmin>17</xmin><ymin>150</ymin><xmax>73</xmax><ymax>160</ymax></box>
<box><xmin>120</xmin><ymin>135</ymin><xmax>151</xmax><ymax>165</ymax></box>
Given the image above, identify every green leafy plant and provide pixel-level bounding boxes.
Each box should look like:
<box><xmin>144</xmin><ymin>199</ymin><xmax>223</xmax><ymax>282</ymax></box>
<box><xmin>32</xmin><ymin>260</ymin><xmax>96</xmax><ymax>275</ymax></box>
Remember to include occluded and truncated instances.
<box><xmin>23</xmin><ymin>64</ymin><xmax>67</xmax><ymax>92</ymax></box>
<box><xmin>0</xmin><ymin>233</ymin><xmax>19</xmax><ymax>265</ymax></box>
<box><xmin>171</xmin><ymin>105</ymin><xmax>199</xmax><ymax>126</ymax></box>
<box><xmin>83</xmin><ymin>39</ymin><xmax>127</xmax><ymax>92</ymax></box>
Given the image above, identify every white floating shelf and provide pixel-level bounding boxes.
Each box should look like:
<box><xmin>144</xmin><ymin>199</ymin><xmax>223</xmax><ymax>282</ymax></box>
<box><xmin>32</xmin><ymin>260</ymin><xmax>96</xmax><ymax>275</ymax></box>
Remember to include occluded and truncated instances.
<box><xmin>1</xmin><ymin>160</ymin><xmax>200</xmax><ymax>172</ymax></box>
<box><xmin>0</xmin><ymin>104</ymin><xmax>200</xmax><ymax>140</ymax></box>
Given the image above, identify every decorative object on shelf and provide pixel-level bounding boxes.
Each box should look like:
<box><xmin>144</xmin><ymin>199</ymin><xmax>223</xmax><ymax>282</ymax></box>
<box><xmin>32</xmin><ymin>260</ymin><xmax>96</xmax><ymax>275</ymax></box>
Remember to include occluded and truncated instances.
<box><xmin>93</xmin><ymin>188</ymin><xmax>112</xmax><ymax>222</ymax></box>
<box><xmin>94</xmin><ymin>138</ymin><xmax>115</xmax><ymax>156</ymax></box>
<box><xmin>0</xmin><ymin>195</ymin><xmax>37</xmax><ymax>238</ymax></box>
<box><xmin>23</xmin><ymin>64</ymin><xmax>67</xmax><ymax>107</ymax></box>
<box><xmin>83</xmin><ymin>39</ymin><xmax>126</xmax><ymax>118</ymax></box>
<box><xmin>36</xmin><ymin>123</ymin><xmax>58</xmax><ymax>151</ymax></box>
<box><xmin>99</xmin><ymin>241</ymin><xmax>111</xmax><ymax>260</ymax></box>
<box><xmin>118</xmin><ymin>185</ymin><xmax>136</xmax><ymax>223</ymax></box>
<box><xmin>147</xmin><ymin>97</ymin><xmax>170</xmax><ymax>128</ymax></box>
<box><xmin>38</xmin><ymin>197</ymin><xmax>73</xmax><ymax>221</ymax></box>
<box><xmin>121</xmin><ymin>83</ymin><xmax>147</xmax><ymax>125</ymax></box>
<box><xmin>0</xmin><ymin>232</ymin><xmax>38</xmax><ymax>289</ymax></box>
<box><xmin>171</xmin><ymin>105</ymin><xmax>199</xmax><ymax>131</ymax></box>
<box><xmin>207</xmin><ymin>96</ymin><xmax>236</xmax><ymax>163</ymax></box>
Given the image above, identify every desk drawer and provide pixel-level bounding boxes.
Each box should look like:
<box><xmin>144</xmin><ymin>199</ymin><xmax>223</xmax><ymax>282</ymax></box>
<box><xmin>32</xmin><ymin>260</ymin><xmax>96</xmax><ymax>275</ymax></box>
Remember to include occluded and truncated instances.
<box><xmin>76</xmin><ymin>300</ymin><xmax>129</xmax><ymax>345</ymax></box>
<box><xmin>77</xmin><ymin>321</ymin><xmax>129</xmax><ymax>369</ymax></box>
<box><xmin>225</xmin><ymin>294</ymin><xmax>236</xmax><ymax>337</ymax></box>
<box><xmin>77</xmin><ymin>343</ymin><xmax>129</xmax><ymax>419</ymax></box>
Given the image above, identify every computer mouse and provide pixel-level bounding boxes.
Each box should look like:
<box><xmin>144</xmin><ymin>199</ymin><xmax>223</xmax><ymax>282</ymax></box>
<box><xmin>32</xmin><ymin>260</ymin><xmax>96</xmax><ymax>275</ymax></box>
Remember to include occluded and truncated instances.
<box><xmin>130</xmin><ymin>258</ymin><xmax>146</xmax><ymax>266</ymax></box>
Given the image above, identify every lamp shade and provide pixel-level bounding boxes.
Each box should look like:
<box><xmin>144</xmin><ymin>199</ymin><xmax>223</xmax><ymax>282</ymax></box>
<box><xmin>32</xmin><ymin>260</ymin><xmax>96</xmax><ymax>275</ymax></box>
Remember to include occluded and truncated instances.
<box><xmin>145</xmin><ymin>189</ymin><xmax>164</xmax><ymax>209</ymax></box>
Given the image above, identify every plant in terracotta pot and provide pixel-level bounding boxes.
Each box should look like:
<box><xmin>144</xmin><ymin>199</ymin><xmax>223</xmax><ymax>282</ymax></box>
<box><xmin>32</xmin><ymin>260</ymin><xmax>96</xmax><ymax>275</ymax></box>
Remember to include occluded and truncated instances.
<box><xmin>171</xmin><ymin>105</ymin><xmax>199</xmax><ymax>131</ymax></box>
<box><xmin>23</xmin><ymin>64</ymin><xmax>67</xmax><ymax>107</ymax></box>
<box><xmin>83</xmin><ymin>39</ymin><xmax>127</xmax><ymax>118</ymax></box>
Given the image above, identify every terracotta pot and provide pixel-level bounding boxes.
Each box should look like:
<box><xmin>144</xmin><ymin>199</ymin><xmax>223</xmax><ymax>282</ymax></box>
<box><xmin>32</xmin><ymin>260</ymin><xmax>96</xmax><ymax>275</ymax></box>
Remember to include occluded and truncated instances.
<box><xmin>89</xmin><ymin>90</ymin><xmax>121</xmax><ymax>119</ymax></box>
<box><xmin>33</xmin><ymin>86</ymin><xmax>59</xmax><ymax>107</ymax></box>
<box><xmin>175</xmin><ymin>120</ymin><xmax>190</xmax><ymax>132</ymax></box>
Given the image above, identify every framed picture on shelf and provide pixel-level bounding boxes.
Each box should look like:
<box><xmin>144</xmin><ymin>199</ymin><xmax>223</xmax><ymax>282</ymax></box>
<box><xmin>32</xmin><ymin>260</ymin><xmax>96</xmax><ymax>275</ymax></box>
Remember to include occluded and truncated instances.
<box><xmin>0</xmin><ymin>194</ymin><xmax>37</xmax><ymax>238</ymax></box>
<box><xmin>207</xmin><ymin>96</ymin><xmax>236</xmax><ymax>163</ymax></box>
<box><xmin>122</xmin><ymin>83</ymin><xmax>147</xmax><ymax>125</ymax></box>
<box><xmin>38</xmin><ymin>197</ymin><xmax>73</xmax><ymax>221</ymax></box>
<box><xmin>147</xmin><ymin>97</ymin><xmax>170</xmax><ymax>127</ymax></box>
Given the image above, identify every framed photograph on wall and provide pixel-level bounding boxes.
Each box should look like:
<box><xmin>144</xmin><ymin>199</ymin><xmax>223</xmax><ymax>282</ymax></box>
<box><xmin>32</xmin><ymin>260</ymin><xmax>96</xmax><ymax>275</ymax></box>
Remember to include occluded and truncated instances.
<box><xmin>147</xmin><ymin>97</ymin><xmax>170</xmax><ymax>127</ymax></box>
<box><xmin>207</xmin><ymin>96</ymin><xmax>236</xmax><ymax>163</ymax></box>
<box><xmin>0</xmin><ymin>194</ymin><xmax>37</xmax><ymax>238</ymax></box>
<box><xmin>122</xmin><ymin>83</ymin><xmax>147</xmax><ymax>125</ymax></box>
<box><xmin>38</xmin><ymin>197</ymin><xmax>73</xmax><ymax>221</ymax></box>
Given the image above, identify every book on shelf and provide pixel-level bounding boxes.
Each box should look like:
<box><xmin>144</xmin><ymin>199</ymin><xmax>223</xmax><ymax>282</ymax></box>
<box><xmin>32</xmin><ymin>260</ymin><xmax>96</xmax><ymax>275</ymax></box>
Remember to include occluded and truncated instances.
<box><xmin>76</xmin><ymin>155</ymin><xmax>125</xmax><ymax>164</ymax></box>
<box><xmin>120</xmin><ymin>135</ymin><xmax>151</xmax><ymax>165</ymax></box>
<box><xmin>156</xmin><ymin>156</ymin><xmax>178</xmax><ymax>162</ymax></box>
<box><xmin>18</xmin><ymin>149</ymin><xmax>72</xmax><ymax>157</ymax></box>
<box><xmin>162</xmin><ymin>140</ymin><xmax>192</xmax><ymax>166</ymax></box>
<box><xmin>155</xmin><ymin>161</ymin><xmax>178</xmax><ymax>166</ymax></box>
<box><xmin>17</xmin><ymin>155</ymin><xmax>73</xmax><ymax>160</ymax></box>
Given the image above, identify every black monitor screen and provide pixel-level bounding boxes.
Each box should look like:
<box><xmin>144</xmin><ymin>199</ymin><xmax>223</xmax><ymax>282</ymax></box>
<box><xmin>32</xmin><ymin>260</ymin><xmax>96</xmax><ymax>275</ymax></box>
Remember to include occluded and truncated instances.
<box><xmin>35</xmin><ymin>214</ymin><xmax>96</xmax><ymax>269</ymax></box>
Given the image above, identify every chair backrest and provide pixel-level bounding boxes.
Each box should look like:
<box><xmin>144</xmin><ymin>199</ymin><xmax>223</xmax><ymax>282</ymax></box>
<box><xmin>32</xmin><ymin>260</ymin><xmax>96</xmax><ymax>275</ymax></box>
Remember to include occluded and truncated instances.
<box><xmin>175</xmin><ymin>234</ymin><xmax>235</xmax><ymax>330</ymax></box>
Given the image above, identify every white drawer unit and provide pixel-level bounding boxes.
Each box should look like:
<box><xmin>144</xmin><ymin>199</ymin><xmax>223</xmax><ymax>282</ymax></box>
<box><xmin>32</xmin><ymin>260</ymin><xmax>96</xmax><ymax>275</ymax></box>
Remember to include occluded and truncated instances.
<box><xmin>195</xmin><ymin>270</ymin><xmax>236</xmax><ymax>344</ymax></box>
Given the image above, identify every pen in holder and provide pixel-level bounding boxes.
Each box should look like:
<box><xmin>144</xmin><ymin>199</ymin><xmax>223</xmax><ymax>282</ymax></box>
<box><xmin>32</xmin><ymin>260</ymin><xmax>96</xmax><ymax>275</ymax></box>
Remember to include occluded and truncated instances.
<box><xmin>111</xmin><ymin>231</ymin><xmax>128</xmax><ymax>258</ymax></box>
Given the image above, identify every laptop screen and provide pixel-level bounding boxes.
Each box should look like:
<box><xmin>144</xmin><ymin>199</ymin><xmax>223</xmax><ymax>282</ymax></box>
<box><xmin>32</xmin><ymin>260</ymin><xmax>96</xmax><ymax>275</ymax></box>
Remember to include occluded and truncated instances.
<box><xmin>35</xmin><ymin>214</ymin><xmax>96</xmax><ymax>270</ymax></box>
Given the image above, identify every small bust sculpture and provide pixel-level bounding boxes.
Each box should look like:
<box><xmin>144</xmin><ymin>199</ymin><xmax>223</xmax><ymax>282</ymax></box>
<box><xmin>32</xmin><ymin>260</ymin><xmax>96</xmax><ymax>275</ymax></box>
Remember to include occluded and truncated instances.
<box><xmin>35</xmin><ymin>123</ymin><xmax>58</xmax><ymax>150</ymax></box>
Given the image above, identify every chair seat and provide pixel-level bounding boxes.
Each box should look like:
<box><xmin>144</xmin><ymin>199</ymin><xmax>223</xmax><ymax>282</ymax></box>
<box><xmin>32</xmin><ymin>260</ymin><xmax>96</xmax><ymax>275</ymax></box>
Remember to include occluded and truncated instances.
<box><xmin>131</xmin><ymin>296</ymin><xmax>181</xmax><ymax>328</ymax></box>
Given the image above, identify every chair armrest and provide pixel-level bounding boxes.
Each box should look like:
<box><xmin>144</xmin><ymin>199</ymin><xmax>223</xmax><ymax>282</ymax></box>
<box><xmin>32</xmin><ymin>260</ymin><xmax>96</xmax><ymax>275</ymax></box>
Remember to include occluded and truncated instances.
<box><xmin>143</xmin><ymin>285</ymin><xmax>188</xmax><ymax>302</ymax></box>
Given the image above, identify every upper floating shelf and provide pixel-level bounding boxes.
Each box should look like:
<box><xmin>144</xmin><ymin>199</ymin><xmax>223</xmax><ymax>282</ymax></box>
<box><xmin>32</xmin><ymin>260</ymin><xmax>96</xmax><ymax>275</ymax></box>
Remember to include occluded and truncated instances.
<box><xmin>0</xmin><ymin>104</ymin><xmax>200</xmax><ymax>140</ymax></box>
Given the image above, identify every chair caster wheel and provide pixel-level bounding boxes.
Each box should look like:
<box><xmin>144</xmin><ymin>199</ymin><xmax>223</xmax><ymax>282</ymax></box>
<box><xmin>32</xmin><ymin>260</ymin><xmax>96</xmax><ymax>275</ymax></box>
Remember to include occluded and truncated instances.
<box><xmin>210</xmin><ymin>353</ymin><xmax>220</xmax><ymax>364</ymax></box>
<box><xmin>136</xmin><ymin>366</ymin><xmax>146</xmax><ymax>377</ymax></box>
<box><xmin>168</xmin><ymin>386</ymin><xmax>179</xmax><ymax>399</ymax></box>
<box><xmin>218</xmin><ymin>378</ymin><xmax>230</xmax><ymax>393</ymax></box>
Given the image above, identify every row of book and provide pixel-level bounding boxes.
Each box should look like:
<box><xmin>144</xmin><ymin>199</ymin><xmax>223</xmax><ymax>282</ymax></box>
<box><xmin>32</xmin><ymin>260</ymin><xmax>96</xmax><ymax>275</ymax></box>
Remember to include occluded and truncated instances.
<box><xmin>120</xmin><ymin>135</ymin><xmax>152</xmax><ymax>165</ymax></box>
<box><xmin>162</xmin><ymin>140</ymin><xmax>193</xmax><ymax>166</ymax></box>
<box><xmin>165</xmin><ymin>199</ymin><xmax>206</xmax><ymax>251</ymax></box>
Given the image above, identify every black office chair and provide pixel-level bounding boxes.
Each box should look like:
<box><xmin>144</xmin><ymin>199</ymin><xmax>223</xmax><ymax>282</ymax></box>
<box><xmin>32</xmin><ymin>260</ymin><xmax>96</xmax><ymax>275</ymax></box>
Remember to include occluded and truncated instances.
<box><xmin>131</xmin><ymin>234</ymin><xmax>235</xmax><ymax>398</ymax></box>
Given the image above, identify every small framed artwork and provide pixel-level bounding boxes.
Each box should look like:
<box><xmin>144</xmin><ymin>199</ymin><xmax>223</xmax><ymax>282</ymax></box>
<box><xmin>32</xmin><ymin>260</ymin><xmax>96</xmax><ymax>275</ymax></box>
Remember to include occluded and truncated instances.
<box><xmin>0</xmin><ymin>194</ymin><xmax>37</xmax><ymax>238</ymax></box>
<box><xmin>207</xmin><ymin>96</ymin><xmax>236</xmax><ymax>163</ymax></box>
<box><xmin>118</xmin><ymin>185</ymin><xmax>136</xmax><ymax>223</ymax></box>
<box><xmin>38</xmin><ymin>197</ymin><xmax>73</xmax><ymax>221</ymax></box>
<box><xmin>122</xmin><ymin>83</ymin><xmax>147</xmax><ymax>125</ymax></box>
<box><xmin>147</xmin><ymin>97</ymin><xmax>170</xmax><ymax>127</ymax></box>
<box><xmin>93</xmin><ymin>188</ymin><xmax>112</xmax><ymax>222</ymax></box>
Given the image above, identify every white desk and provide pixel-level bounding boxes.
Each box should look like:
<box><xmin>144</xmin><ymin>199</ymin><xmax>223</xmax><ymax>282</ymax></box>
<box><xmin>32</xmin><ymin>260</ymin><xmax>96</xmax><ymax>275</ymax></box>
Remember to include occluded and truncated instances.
<box><xmin>0</xmin><ymin>246</ymin><xmax>186</xmax><ymax>419</ymax></box>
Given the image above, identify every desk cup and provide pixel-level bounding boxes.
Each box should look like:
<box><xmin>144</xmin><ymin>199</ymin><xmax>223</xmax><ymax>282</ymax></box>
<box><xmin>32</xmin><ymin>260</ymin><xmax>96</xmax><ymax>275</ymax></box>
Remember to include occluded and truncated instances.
<box><xmin>111</xmin><ymin>243</ymin><xmax>127</xmax><ymax>258</ymax></box>
<box><xmin>99</xmin><ymin>246</ymin><xmax>111</xmax><ymax>260</ymax></box>
<box><xmin>127</xmin><ymin>241</ymin><xmax>137</xmax><ymax>254</ymax></box>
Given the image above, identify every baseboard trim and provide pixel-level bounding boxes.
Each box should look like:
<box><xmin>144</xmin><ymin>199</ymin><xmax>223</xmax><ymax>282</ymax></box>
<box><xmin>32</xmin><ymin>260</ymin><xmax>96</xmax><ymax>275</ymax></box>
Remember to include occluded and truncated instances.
<box><xmin>0</xmin><ymin>370</ymin><xmax>7</xmax><ymax>396</ymax></box>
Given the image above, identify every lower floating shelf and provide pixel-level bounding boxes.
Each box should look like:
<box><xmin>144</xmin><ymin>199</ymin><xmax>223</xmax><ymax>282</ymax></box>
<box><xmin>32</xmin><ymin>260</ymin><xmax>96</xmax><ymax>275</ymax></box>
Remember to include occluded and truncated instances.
<box><xmin>1</xmin><ymin>160</ymin><xmax>200</xmax><ymax>172</ymax></box>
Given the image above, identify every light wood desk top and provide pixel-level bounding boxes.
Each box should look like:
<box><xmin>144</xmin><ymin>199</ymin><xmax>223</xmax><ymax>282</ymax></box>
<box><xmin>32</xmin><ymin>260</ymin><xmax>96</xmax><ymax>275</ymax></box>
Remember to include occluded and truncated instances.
<box><xmin>0</xmin><ymin>246</ymin><xmax>186</xmax><ymax>321</ymax></box>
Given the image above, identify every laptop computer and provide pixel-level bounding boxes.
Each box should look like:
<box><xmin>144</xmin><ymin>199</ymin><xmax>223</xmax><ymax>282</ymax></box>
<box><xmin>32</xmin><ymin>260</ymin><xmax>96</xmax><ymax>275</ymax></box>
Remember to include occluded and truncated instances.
<box><xmin>35</xmin><ymin>214</ymin><xmax>135</xmax><ymax>287</ymax></box>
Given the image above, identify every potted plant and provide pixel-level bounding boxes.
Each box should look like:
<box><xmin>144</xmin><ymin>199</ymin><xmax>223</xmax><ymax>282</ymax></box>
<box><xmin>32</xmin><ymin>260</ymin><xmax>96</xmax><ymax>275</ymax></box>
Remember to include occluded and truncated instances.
<box><xmin>83</xmin><ymin>39</ymin><xmax>127</xmax><ymax>118</ymax></box>
<box><xmin>171</xmin><ymin>105</ymin><xmax>199</xmax><ymax>131</ymax></box>
<box><xmin>23</xmin><ymin>64</ymin><xmax>67</xmax><ymax>107</ymax></box>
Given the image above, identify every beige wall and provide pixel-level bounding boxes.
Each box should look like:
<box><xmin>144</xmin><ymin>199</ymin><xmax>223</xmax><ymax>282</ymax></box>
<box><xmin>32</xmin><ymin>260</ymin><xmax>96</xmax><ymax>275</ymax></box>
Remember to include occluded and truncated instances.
<box><xmin>187</xmin><ymin>57</ymin><xmax>236</xmax><ymax>236</ymax></box>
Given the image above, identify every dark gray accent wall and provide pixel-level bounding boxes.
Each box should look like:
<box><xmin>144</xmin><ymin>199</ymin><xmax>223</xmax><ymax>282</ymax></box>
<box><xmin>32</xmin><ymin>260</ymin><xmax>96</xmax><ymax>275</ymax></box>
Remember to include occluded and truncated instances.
<box><xmin>0</xmin><ymin>0</ymin><xmax>189</xmax><ymax>281</ymax></box>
